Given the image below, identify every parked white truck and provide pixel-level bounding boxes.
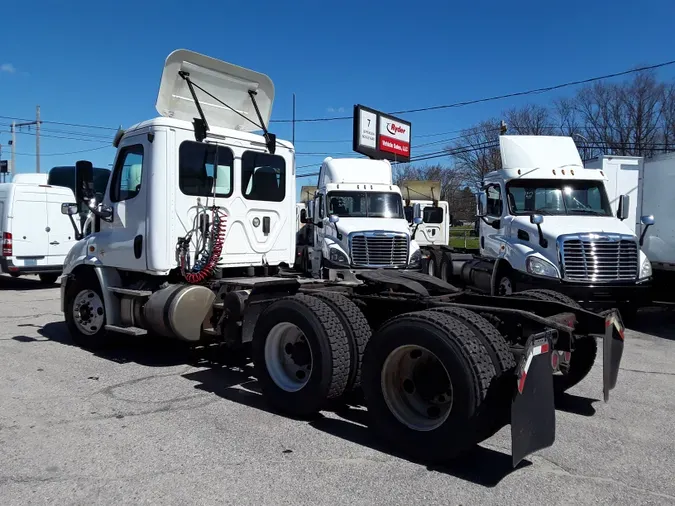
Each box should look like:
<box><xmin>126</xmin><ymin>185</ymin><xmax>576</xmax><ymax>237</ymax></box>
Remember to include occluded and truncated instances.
<box><xmin>298</xmin><ymin>157</ymin><xmax>424</xmax><ymax>278</ymax></box>
<box><xmin>399</xmin><ymin>179</ymin><xmax>455</xmax><ymax>278</ymax></box>
<box><xmin>57</xmin><ymin>49</ymin><xmax>627</xmax><ymax>468</ymax></box>
<box><xmin>585</xmin><ymin>152</ymin><xmax>672</xmax><ymax>303</ymax></box>
<box><xmin>437</xmin><ymin>135</ymin><xmax>653</xmax><ymax>322</ymax></box>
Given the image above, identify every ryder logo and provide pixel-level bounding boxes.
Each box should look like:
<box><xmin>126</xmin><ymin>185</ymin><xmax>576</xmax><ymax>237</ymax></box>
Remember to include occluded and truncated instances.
<box><xmin>386</xmin><ymin>122</ymin><xmax>406</xmax><ymax>136</ymax></box>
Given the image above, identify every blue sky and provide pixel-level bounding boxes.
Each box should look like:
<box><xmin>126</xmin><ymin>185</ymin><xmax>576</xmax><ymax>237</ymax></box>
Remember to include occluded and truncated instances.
<box><xmin>2</xmin><ymin>0</ymin><xmax>674</xmax><ymax>201</ymax></box>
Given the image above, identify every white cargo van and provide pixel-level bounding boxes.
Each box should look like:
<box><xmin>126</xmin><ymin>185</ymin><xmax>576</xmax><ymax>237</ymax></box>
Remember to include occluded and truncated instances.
<box><xmin>0</xmin><ymin>180</ymin><xmax>79</xmax><ymax>283</ymax></box>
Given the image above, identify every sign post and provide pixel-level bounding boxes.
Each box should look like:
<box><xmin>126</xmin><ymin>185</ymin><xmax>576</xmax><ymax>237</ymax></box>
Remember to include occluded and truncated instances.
<box><xmin>352</xmin><ymin>104</ymin><xmax>411</xmax><ymax>163</ymax></box>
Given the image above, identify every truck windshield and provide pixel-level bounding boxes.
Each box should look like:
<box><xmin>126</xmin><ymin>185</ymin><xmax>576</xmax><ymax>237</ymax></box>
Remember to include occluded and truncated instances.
<box><xmin>327</xmin><ymin>191</ymin><xmax>404</xmax><ymax>219</ymax></box>
<box><xmin>506</xmin><ymin>179</ymin><xmax>613</xmax><ymax>217</ymax></box>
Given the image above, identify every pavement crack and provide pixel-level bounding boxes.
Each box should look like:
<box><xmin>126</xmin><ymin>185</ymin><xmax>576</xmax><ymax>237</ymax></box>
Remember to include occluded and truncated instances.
<box><xmin>619</xmin><ymin>367</ymin><xmax>675</xmax><ymax>377</ymax></box>
<box><xmin>533</xmin><ymin>455</ymin><xmax>675</xmax><ymax>501</ymax></box>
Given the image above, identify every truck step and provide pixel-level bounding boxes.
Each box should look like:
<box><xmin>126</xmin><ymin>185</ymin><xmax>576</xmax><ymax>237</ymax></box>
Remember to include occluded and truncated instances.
<box><xmin>213</xmin><ymin>301</ymin><xmax>224</xmax><ymax>310</ymax></box>
<box><xmin>203</xmin><ymin>328</ymin><xmax>220</xmax><ymax>337</ymax></box>
<box><xmin>108</xmin><ymin>287</ymin><xmax>153</xmax><ymax>297</ymax></box>
<box><xmin>105</xmin><ymin>324</ymin><xmax>148</xmax><ymax>336</ymax></box>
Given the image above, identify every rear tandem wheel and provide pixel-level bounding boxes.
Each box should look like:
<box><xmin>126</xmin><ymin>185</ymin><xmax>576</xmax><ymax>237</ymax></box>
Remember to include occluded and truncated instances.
<box><xmin>513</xmin><ymin>289</ymin><xmax>598</xmax><ymax>394</ymax></box>
<box><xmin>361</xmin><ymin>310</ymin><xmax>496</xmax><ymax>464</ymax></box>
<box><xmin>251</xmin><ymin>294</ymin><xmax>352</xmax><ymax>417</ymax></box>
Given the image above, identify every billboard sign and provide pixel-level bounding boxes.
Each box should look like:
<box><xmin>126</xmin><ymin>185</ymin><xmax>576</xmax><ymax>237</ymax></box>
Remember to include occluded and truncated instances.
<box><xmin>353</xmin><ymin>104</ymin><xmax>411</xmax><ymax>162</ymax></box>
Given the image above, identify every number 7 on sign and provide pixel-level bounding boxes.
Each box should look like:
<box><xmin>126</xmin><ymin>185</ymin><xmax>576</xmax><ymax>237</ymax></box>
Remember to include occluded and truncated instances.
<box><xmin>367</xmin><ymin>119</ymin><xmax>370</xmax><ymax>126</ymax></box>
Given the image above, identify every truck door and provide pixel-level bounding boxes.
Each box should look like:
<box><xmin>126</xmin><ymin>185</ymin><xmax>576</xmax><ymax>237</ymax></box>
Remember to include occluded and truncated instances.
<box><xmin>480</xmin><ymin>183</ymin><xmax>505</xmax><ymax>258</ymax></box>
<box><xmin>11</xmin><ymin>185</ymin><xmax>49</xmax><ymax>268</ymax></box>
<box><xmin>98</xmin><ymin>137</ymin><xmax>148</xmax><ymax>271</ymax></box>
<box><xmin>311</xmin><ymin>193</ymin><xmax>325</xmax><ymax>276</ymax></box>
<box><xmin>45</xmin><ymin>187</ymin><xmax>78</xmax><ymax>266</ymax></box>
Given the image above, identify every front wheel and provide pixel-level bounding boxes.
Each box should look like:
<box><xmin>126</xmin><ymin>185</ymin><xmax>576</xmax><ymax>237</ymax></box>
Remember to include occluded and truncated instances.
<box><xmin>64</xmin><ymin>272</ymin><xmax>112</xmax><ymax>350</ymax></box>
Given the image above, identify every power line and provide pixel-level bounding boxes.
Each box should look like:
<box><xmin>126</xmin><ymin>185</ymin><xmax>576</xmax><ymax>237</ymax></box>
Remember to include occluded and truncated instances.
<box><xmin>270</xmin><ymin>59</ymin><xmax>675</xmax><ymax>123</ymax></box>
<box><xmin>12</xmin><ymin>145</ymin><xmax>111</xmax><ymax>157</ymax></box>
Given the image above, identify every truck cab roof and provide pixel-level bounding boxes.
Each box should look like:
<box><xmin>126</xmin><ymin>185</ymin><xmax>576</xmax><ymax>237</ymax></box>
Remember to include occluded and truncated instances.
<box><xmin>485</xmin><ymin>135</ymin><xmax>608</xmax><ymax>183</ymax></box>
<box><xmin>318</xmin><ymin>157</ymin><xmax>393</xmax><ymax>187</ymax></box>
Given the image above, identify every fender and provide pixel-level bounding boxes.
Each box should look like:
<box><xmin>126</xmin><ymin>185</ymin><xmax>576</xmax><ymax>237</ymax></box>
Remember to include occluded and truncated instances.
<box><xmin>61</xmin><ymin>238</ymin><xmax>123</xmax><ymax>326</ymax></box>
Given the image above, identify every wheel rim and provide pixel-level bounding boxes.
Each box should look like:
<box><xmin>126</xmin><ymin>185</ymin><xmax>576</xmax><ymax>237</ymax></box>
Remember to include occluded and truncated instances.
<box><xmin>427</xmin><ymin>258</ymin><xmax>435</xmax><ymax>276</ymax></box>
<box><xmin>381</xmin><ymin>345</ymin><xmax>454</xmax><ymax>431</ymax></box>
<box><xmin>264</xmin><ymin>322</ymin><xmax>314</xmax><ymax>392</ymax></box>
<box><xmin>498</xmin><ymin>276</ymin><xmax>513</xmax><ymax>295</ymax></box>
<box><xmin>72</xmin><ymin>289</ymin><xmax>105</xmax><ymax>335</ymax></box>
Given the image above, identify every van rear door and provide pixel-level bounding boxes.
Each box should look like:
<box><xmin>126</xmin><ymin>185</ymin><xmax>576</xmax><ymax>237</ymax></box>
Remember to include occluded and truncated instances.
<box><xmin>46</xmin><ymin>187</ymin><xmax>78</xmax><ymax>265</ymax></box>
<box><xmin>11</xmin><ymin>185</ymin><xmax>49</xmax><ymax>267</ymax></box>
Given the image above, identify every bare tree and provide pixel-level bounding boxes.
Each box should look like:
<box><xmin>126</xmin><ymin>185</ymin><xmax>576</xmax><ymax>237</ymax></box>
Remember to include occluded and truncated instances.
<box><xmin>504</xmin><ymin>104</ymin><xmax>551</xmax><ymax>135</ymax></box>
<box><xmin>572</xmin><ymin>70</ymin><xmax>666</xmax><ymax>157</ymax></box>
<box><xmin>445</xmin><ymin>119</ymin><xmax>502</xmax><ymax>189</ymax></box>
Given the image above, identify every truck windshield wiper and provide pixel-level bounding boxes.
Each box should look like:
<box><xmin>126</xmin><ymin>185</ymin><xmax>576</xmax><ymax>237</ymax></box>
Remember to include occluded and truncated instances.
<box><xmin>568</xmin><ymin>209</ymin><xmax>604</xmax><ymax>215</ymax></box>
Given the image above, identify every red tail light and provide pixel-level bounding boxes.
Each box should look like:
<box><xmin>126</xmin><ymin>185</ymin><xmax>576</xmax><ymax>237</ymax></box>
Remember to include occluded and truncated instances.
<box><xmin>2</xmin><ymin>232</ymin><xmax>12</xmax><ymax>257</ymax></box>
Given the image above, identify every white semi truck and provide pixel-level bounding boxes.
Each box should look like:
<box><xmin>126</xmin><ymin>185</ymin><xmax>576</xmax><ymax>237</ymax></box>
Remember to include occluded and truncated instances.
<box><xmin>585</xmin><ymin>152</ymin><xmax>673</xmax><ymax>303</ymax></box>
<box><xmin>428</xmin><ymin>135</ymin><xmax>652</xmax><ymax>323</ymax></box>
<box><xmin>57</xmin><ymin>49</ymin><xmax>627</xmax><ymax>467</ymax></box>
<box><xmin>298</xmin><ymin>157</ymin><xmax>423</xmax><ymax>278</ymax></box>
<box><xmin>399</xmin><ymin>179</ymin><xmax>457</xmax><ymax>278</ymax></box>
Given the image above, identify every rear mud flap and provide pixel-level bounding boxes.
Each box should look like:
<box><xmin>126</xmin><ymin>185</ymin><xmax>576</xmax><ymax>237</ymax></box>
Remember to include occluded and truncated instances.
<box><xmin>603</xmin><ymin>310</ymin><xmax>625</xmax><ymax>402</ymax></box>
<box><xmin>510</xmin><ymin>330</ymin><xmax>555</xmax><ymax>468</ymax></box>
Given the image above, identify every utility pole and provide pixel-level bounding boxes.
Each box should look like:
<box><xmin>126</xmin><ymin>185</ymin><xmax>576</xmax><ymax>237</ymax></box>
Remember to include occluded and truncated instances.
<box><xmin>11</xmin><ymin>121</ymin><xmax>16</xmax><ymax>175</ymax></box>
<box><xmin>292</xmin><ymin>93</ymin><xmax>296</xmax><ymax>146</ymax></box>
<box><xmin>12</xmin><ymin>105</ymin><xmax>41</xmax><ymax>173</ymax></box>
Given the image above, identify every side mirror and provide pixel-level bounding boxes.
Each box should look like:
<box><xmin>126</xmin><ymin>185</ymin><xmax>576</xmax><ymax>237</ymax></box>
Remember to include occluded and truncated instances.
<box><xmin>412</xmin><ymin>202</ymin><xmax>422</xmax><ymax>220</ymax></box>
<box><xmin>76</xmin><ymin>160</ymin><xmax>96</xmax><ymax>203</ymax></box>
<box><xmin>300</xmin><ymin>208</ymin><xmax>308</xmax><ymax>224</ymax></box>
<box><xmin>61</xmin><ymin>203</ymin><xmax>79</xmax><ymax>216</ymax></box>
<box><xmin>529</xmin><ymin>214</ymin><xmax>548</xmax><ymax>248</ymax></box>
<box><xmin>329</xmin><ymin>214</ymin><xmax>340</xmax><ymax>224</ymax></box>
<box><xmin>530</xmin><ymin>214</ymin><xmax>544</xmax><ymax>225</ymax></box>
<box><xmin>476</xmin><ymin>192</ymin><xmax>487</xmax><ymax>218</ymax></box>
<box><xmin>413</xmin><ymin>217</ymin><xmax>423</xmax><ymax>225</ymax></box>
<box><xmin>639</xmin><ymin>214</ymin><xmax>655</xmax><ymax>247</ymax></box>
<box><xmin>617</xmin><ymin>194</ymin><xmax>630</xmax><ymax>221</ymax></box>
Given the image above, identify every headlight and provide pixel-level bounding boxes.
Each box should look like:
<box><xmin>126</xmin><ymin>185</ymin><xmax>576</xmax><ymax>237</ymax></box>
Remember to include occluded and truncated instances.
<box><xmin>526</xmin><ymin>256</ymin><xmax>559</xmax><ymax>278</ymax></box>
<box><xmin>408</xmin><ymin>249</ymin><xmax>422</xmax><ymax>268</ymax></box>
<box><xmin>329</xmin><ymin>247</ymin><xmax>349</xmax><ymax>265</ymax></box>
<box><xmin>639</xmin><ymin>257</ymin><xmax>652</xmax><ymax>279</ymax></box>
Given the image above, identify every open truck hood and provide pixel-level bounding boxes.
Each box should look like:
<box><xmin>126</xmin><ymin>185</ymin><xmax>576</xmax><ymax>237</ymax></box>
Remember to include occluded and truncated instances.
<box><xmin>155</xmin><ymin>49</ymin><xmax>275</xmax><ymax>133</ymax></box>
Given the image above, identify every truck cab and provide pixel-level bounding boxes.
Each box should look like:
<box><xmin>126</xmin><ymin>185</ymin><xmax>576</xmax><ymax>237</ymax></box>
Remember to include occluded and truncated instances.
<box><xmin>475</xmin><ymin>135</ymin><xmax>653</xmax><ymax>314</ymax></box>
<box><xmin>304</xmin><ymin>157</ymin><xmax>422</xmax><ymax>277</ymax></box>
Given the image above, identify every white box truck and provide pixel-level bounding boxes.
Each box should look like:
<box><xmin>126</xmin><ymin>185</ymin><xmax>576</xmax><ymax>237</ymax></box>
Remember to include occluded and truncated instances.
<box><xmin>585</xmin><ymin>152</ymin><xmax>674</xmax><ymax>303</ymax></box>
<box><xmin>57</xmin><ymin>49</ymin><xmax>628</xmax><ymax>467</ymax></box>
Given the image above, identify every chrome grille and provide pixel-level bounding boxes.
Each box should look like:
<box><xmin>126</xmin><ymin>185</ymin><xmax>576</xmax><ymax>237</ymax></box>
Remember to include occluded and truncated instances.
<box><xmin>350</xmin><ymin>233</ymin><xmax>409</xmax><ymax>267</ymax></box>
<box><xmin>559</xmin><ymin>234</ymin><xmax>639</xmax><ymax>282</ymax></box>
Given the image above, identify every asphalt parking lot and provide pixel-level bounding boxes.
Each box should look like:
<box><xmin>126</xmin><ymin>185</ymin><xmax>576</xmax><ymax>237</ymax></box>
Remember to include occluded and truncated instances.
<box><xmin>1</xmin><ymin>274</ymin><xmax>674</xmax><ymax>506</ymax></box>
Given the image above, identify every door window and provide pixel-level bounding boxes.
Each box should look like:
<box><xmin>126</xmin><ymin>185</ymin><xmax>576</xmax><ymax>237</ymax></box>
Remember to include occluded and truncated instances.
<box><xmin>423</xmin><ymin>206</ymin><xmax>443</xmax><ymax>223</ymax></box>
<box><xmin>242</xmin><ymin>151</ymin><xmax>286</xmax><ymax>202</ymax></box>
<box><xmin>485</xmin><ymin>184</ymin><xmax>503</xmax><ymax>217</ymax></box>
<box><xmin>178</xmin><ymin>141</ymin><xmax>234</xmax><ymax>197</ymax></box>
<box><xmin>111</xmin><ymin>144</ymin><xmax>144</xmax><ymax>203</ymax></box>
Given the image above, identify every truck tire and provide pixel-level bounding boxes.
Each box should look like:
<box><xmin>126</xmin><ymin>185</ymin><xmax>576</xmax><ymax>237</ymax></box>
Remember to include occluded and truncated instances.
<box><xmin>428</xmin><ymin>307</ymin><xmax>516</xmax><ymax>438</ymax></box>
<box><xmin>310</xmin><ymin>291</ymin><xmax>371</xmax><ymax>392</ymax></box>
<box><xmin>425</xmin><ymin>249</ymin><xmax>442</xmax><ymax>278</ymax></box>
<box><xmin>63</xmin><ymin>270</ymin><xmax>113</xmax><ymax>350</ymax></box>
<box><xmin>515</xmin><ymin>288</ymin><xmax>581</xmax><ymax>308</ymax></box>
<box><xmin>439</xmin><ymin>251</ymin><xmax>452</xmax><ymax>283</ymax></box>
<box><xmin>38</xmin><ymin>273</ymin><xmax>59</xmax><ymax>285</ymax></box>
<box><xmin>512</xmin><ymin>289</ymin><xmax>597</xmax><ymax>394</ymax></box>
<box><xmin>361</xmin><ymin>310</ymin><xmax>496</xmax><ymax>464</ymax></box>
<box><xmin>251</xmin><ymin>294</ymin><xmax>351</xmax><ymax>417</ymax></box>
